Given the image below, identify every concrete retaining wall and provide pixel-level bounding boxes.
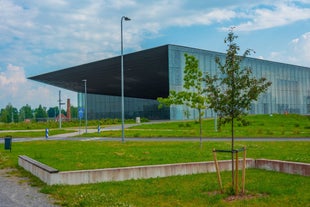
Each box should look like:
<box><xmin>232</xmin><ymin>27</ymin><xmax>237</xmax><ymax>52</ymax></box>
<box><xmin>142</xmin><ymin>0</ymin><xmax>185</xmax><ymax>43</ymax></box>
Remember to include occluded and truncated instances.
<box><xmin>49</xmin><ymin>159</ymin><xmax>255</xmax><ymax>185</ymax></box>
<box><xmin>18</xmin><ymin>155</ymin><xmax>309</xmax><ymax>185</ymax></box>
<box><xmin>255</xmin><ymin>159</ymin><xmax>310</xmax><ymax>176</ymax></box>
<box><xmin>18</xmin><ymin>155</ymin><xmax>58</xmax><ymax>184</ymax></box>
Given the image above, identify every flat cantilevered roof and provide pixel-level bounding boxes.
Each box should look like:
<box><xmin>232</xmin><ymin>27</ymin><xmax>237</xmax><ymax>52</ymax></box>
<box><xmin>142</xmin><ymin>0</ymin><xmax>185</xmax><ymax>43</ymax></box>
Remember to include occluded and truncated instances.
<box><xmin>29</xmin><ymin>45</ymin><xmax>169</xmax><ymax>100</ymax></box>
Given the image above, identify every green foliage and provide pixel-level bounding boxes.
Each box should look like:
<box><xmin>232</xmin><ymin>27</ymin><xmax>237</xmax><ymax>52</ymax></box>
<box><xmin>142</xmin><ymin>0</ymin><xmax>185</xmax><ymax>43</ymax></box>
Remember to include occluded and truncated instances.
<box><xmin>0</xmin><ymin>103</ymin><xmax>79</xmax><ymax>123</ymax></box>
<box><xmin>158</xmin><ymin>54</ymin><xmax>208</xmax><ymax>113</ymax></box>
<box><xmin>205</xmin><ymin>30</ymin><xmax>272</xmax><ymax>129</ymax></box>
<box><xmin>158</xmin><ymin>54</ymin><xmax>209</xmax><ymax>146</ymax></box>
<box><xmin>34</xmin><ymin>104</ymin><xmax>48</xmax><ymax>120</ymax></box>
<box><xmin>19</xmin><ymin>104</ymin><xmax>33</xmax><ymax>120</ymax></box>
<box><xmin>47</xmin><ymin>107</ymin><xmax>59</xmax><ymax>118</ymax></box>
<box><xmin>0</xmin><ymin>103</ymin><xmax>18</xmax><ymax>123</ymax></box>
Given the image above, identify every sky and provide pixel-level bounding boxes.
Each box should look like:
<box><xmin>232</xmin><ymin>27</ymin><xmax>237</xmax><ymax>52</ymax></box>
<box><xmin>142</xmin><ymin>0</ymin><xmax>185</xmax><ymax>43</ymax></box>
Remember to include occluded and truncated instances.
<box><xmin>1</xmin><ymin>0</ymin><xmax>310</xmax><ymax>110</ymax></box>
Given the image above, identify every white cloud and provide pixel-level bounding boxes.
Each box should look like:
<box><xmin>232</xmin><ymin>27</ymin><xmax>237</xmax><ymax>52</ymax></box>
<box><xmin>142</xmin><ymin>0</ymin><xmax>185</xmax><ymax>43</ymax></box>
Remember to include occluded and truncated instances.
<box><xmin>0</xmin><ymin>64</ymin><xmax>76</xmax><ymax>109</ymax></box>
<box><xmin>267</xmin><ymin>32</ymin><xmax>310</xmax><ymax>67</ymax></box>
<box><xmin>288</xmin><ymin>32</ymin><xmax>310</xmax><ymax>66</ymax></box>
<box><xmin>166</xmin><ymin>9</ymin><xmax>236</xmax><ymax>27</ymax></box>
<box><xmin>224</xmin><ymin>2</ymin><xmax>310</xmax><ymax>31</ymax></box>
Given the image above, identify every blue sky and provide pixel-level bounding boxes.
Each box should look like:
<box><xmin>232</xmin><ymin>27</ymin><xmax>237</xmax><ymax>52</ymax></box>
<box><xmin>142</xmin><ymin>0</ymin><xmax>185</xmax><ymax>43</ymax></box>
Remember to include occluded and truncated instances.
<box><xmin>1</xmin><ymin>0</ymin><xmax>310</xmax><ymax>109</ymax></box>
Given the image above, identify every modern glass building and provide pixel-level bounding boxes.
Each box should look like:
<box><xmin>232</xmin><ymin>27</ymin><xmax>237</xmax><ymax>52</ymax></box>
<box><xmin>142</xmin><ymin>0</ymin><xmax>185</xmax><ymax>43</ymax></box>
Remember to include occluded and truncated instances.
<box><xmin>30</xmin><ymin>44</ymin><xmax>310</xmax><ymax>120</ymax></box>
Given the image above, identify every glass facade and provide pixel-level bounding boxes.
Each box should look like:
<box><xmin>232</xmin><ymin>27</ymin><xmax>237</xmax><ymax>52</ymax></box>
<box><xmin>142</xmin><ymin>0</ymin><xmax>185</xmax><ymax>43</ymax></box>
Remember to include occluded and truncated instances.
<box><xmin>78</xmin><ymin>93</ymin><xmax>169</xmax><ymax>120</ymax></box>
<box><xmin>168</xmin><ymin>45</ymin><xmax>310</xmax><ymax>120</ymax></box>
<box><xmin>77</xmin><ymin>44</ymin><xmax>310</xmax><ymax>121</ymax></box>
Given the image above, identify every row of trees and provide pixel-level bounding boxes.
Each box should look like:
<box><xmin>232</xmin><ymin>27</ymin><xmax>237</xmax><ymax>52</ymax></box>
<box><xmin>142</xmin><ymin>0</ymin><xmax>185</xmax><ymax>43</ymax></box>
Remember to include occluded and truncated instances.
<box><xmin>0</xmin><ymin>103</ymin><xmax>78</xmax><ymax>123</ymax></box>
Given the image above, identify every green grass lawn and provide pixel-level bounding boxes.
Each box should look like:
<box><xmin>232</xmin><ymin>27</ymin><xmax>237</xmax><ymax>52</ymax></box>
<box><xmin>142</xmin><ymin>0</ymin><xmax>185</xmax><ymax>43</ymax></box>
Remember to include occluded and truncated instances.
<box><xmin>40</xmin><ymin>169</ymin><xmax>310</xmax><ymax>207</ymax></box>
<box><xmin>1</xmin><ymin>140</ymin><xmax>309</xmax><ymax>206</ymax></box>
<box><xmin>0</xmin><ymin>129</ymin><xmax>76</xmax><ymax>138</ymax></box>
<box><xmin>84</xmin><ymin>114</ymin><xmax>310</xmax><ymax>138</ymax></box>
<box><xmin>1</xmin><ymin>141</ymin><xmax>309</xmax><ymax>170</ymax></box>
<box><xmin>0</xmin><ymin>114</ymin><xmax>309</xmax><ymax>207</ymax></box>
<box><xmin>1</xmin><ymin>114</ymin><xmax>309</xmax><ymax>138</ymax></box>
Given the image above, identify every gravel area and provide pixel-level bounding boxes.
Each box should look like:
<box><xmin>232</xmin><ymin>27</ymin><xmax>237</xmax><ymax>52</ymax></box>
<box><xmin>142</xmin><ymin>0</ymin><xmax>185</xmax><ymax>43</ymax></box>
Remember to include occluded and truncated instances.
<box><xmin>0</xmin><ymin>169</ymin><xmax>59</xmax><ymax>207</ymax></box>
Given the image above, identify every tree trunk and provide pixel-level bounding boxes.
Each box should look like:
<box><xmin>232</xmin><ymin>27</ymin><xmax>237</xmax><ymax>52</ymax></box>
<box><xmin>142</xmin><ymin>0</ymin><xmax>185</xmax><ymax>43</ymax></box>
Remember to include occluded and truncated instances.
<box><xmin>231</xmin><ymin>117</ymin><xmax>235</xmax><ymax>187</ymax></box>
<box><xmin>199</xmin><ymin>109</ymin><xmax>202</xmax><ymax>148</ymax></box>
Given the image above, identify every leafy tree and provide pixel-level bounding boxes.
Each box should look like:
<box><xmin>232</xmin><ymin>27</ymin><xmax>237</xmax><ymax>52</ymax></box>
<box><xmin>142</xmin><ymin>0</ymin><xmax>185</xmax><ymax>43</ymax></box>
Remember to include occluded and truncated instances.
<box><xmin>19</xmin><ymin>104</ymin><xmax>33</xmax><ymax>121</ymax></box>
<box><xmin>12</xmin><ymin>107</ymin><xmax>19</xmax><ymax>122</ymax></box>
<box><xmin>70</xmin><ymin>106</ymin><xmax>78</xmax><ymax>119</ymax></box>
<box><xmin>0</xmin><ymin>103</ymin><xmax>18</xmax><ymax>123</ymax></box>
<box><xmin>158</xmin><ymin>54</ymin><xmax>208</xmax><ymax>147</ymax></box>
<box><xmin>47</xmin><ymin>107</ymin><xmax>59</xmax><ymax>118</ymax></box>
<box><xmin>204</xmin><ymin>29</ymin><xmax>272</xmax><ymax>187</ymax></box>
<box><xmin>34</xmin><ymin>105</ymin><xmax>48</xmax><ymax>121</ymax></box>
<box><xmin>0</xmin><ymin>108</ymin><xmax>9</xmax><ymax>123</ymax></box>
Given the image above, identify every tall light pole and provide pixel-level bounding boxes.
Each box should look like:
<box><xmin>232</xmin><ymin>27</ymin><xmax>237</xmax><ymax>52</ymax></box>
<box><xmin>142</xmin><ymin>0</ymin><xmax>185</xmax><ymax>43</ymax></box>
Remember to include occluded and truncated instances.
<box><xmin>121</xmin><ymin>16</ymin><xmax>131</xmax><ymax>143</ymax></box>
<box><xmin>82</xmin><ymin>79</ymin><xmax>87</xmax><ymax>133</ymax></box>
<box><xmin>58</xmin><ymin>90</ymin><xmax>65</xmax><ymax>129</ymax></box>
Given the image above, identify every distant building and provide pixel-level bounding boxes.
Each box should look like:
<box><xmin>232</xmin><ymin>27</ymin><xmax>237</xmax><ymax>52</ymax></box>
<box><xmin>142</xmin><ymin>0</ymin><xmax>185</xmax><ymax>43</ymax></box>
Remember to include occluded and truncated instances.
<box><xmin>29</xmin><ymin>45</ymin><xmax>310</xmax><ymax>120</ymax></box>
<box><xmin>55</xmin><ymin>113</ymin><xmax>68</xmax><ymax>122</ymax></box>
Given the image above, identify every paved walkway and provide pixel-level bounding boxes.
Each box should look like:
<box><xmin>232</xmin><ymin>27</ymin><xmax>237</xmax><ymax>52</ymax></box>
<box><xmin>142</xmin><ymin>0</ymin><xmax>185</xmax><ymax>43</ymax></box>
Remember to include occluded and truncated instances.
<box><xmin>0</xmin><ymin>169</ymin><xmax>58</xmax><ymax>207</ymax></box>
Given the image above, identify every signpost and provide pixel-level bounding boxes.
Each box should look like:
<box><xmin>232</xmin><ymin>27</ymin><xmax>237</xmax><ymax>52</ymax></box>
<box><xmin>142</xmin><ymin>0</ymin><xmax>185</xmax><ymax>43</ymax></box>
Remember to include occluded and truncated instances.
<box><xmin>78</xmin><ymin>108</ymin><xmax>84</xmax><ymax>134</ymax></box>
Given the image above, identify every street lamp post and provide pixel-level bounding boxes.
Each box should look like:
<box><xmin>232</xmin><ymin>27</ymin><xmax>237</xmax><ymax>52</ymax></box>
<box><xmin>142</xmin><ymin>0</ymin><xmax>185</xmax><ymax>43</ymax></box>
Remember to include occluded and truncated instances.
<box><xmin>58</xmin><ymin>90</ymin><xmax>65</xmax><ymax>129</ymax></box>
<box><xmin>82</xmin><ymin>79</ymin><xmax>87</xmax><ymax>133</ymax></box>
<box><xmin>121</xmin><ymin>16</ymin><xmax>131</xmax><ymax>143</ymax></box>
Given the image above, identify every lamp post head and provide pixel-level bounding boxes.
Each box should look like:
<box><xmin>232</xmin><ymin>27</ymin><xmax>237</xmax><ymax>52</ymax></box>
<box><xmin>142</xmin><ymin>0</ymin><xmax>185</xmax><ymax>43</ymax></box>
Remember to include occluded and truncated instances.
<box><xmin>122</xmin><ymin>16</ymin><xmax>131</xmax><ymax>21</ymax></box>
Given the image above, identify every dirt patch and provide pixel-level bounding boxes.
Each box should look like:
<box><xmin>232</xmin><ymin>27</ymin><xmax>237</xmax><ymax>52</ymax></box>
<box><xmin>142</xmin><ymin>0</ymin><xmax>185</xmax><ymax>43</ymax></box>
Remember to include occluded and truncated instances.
<box><xmin>224</xmin><ymin>192</ymin><xmax>268</xmax><ymax>202</ymax></box>
<box><xmin>206</xmin><ymin>190</ymin><xmax>268</xmax><ymax>202</ymax></box>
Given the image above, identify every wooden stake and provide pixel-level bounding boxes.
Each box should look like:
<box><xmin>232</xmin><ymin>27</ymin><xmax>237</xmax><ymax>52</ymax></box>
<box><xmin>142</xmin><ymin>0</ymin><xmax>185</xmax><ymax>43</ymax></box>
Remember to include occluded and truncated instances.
<box><xmin>242</xmin><ymin>146</ymin><xmax>246</xmax><ymax>194</ymax></box>
<box><xmin>235</xmin><ymin>151</ymin><xmax>239</xmax><ymax>195</ymax></box>
<box><xmin>213</xmin><ymin>149</ymin><xmax>223</xmax><ymax>193</ymax></box>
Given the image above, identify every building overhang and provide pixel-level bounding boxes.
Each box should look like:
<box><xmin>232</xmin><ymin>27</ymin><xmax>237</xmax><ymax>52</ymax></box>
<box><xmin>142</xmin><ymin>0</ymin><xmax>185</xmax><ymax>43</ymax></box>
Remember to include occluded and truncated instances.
<box><xmin>29</xmin><ymin>45</ymin><xmax>170</xmax><ymax>100</ymax></box>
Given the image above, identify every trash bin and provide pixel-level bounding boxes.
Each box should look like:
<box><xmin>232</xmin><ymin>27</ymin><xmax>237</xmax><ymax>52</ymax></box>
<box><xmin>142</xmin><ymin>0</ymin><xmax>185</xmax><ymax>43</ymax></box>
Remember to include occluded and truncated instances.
<box><xmin>4</xmin><ymin>136</ymin><xmax>12</xmax><ymax>152</ymax></box>
<box><xmin>136</xmin><ymin>117</ymin><xmax>141</xmax><ymax>124</ymax></box>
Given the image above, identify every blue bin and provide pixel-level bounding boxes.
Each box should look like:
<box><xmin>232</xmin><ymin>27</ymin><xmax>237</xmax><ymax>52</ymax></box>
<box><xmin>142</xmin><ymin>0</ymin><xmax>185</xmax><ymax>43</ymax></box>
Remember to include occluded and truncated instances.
<box><xmin>4</xmin><ymin>136</ymin><xmax>12</xmax><ymax>152</ymax></box>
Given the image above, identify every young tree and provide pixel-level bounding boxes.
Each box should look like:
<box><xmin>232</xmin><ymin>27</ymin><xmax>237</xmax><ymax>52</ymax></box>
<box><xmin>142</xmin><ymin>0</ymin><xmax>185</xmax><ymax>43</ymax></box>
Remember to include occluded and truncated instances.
<box><xmin>158</xmin><ymin>54</ymin><xmax>208</xmax><ymax>147</ymax></box>
<box><xmin>204</xmin><ymin>29</ymin><xmax>272</xmax><ymax>187</ymax></box>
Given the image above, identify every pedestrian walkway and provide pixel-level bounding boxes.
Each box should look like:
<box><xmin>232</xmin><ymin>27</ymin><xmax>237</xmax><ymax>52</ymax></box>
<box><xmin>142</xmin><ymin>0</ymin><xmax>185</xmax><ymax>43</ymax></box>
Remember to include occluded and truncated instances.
<box><xmin>0</xmin><ymin>169</ymin><xmax>58</xmax><ymax>207</ymax></box>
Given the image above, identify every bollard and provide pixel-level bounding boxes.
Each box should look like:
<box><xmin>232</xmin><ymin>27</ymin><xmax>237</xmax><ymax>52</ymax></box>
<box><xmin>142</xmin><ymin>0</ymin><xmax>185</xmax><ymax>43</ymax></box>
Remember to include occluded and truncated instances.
<box><xmin>98</xmin><ymin>125</ymin><xmax>101</xmax><ymax>134</ymax></box>
<box><xmin>45</xmin><ymin>128</ymin><xmax>49</xmax><ymax>139</ymax></box>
